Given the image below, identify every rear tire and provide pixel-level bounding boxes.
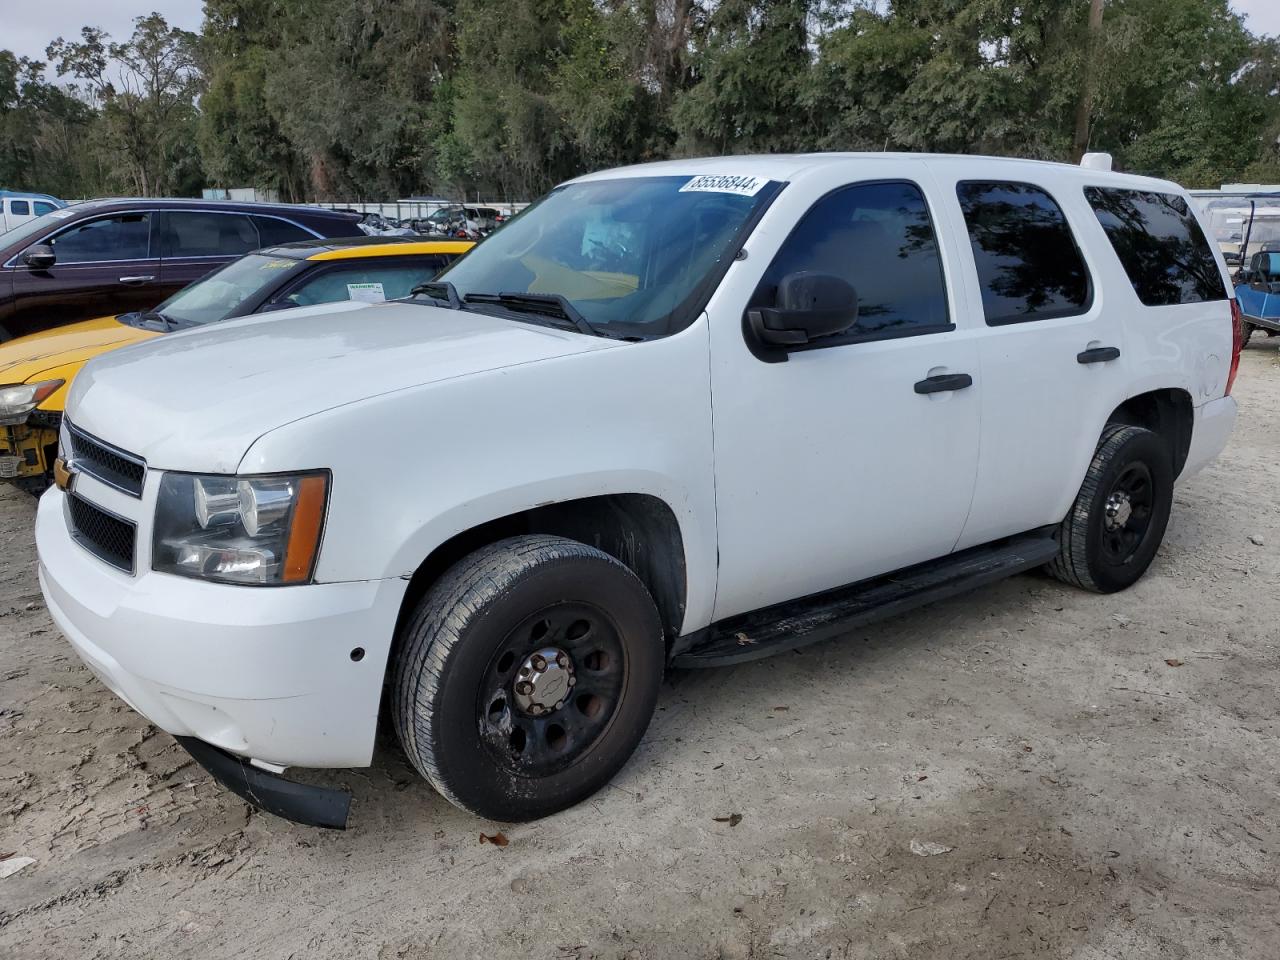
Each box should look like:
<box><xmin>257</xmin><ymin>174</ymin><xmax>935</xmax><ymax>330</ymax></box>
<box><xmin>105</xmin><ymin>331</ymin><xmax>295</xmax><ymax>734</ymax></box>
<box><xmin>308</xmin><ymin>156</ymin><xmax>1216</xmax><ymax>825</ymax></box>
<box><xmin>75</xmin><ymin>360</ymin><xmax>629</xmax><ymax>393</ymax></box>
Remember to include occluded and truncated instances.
<box><xmin>1242</xmin><ymin>322</ymin><xmax>1255</xmax><ymax>347</ymax></box>
<box><xmin>392</xmin><ymin>535</ymin><xmax>664</xmax><ymax>821</ymax></box>
<box><xmin>1046</xmin><ymin>424</ymin><xmax>1173</xmax><ymax>594</ymax></box>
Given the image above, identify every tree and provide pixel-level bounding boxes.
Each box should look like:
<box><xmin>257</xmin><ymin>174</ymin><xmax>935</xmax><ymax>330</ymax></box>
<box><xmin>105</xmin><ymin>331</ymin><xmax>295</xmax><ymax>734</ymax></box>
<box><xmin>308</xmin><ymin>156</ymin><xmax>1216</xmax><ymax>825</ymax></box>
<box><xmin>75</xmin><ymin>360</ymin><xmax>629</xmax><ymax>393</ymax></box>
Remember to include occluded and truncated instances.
<box><xmin>47</xmin><ymin>15</ymin><xmax>202</xmax><ymax>195</ymax></box>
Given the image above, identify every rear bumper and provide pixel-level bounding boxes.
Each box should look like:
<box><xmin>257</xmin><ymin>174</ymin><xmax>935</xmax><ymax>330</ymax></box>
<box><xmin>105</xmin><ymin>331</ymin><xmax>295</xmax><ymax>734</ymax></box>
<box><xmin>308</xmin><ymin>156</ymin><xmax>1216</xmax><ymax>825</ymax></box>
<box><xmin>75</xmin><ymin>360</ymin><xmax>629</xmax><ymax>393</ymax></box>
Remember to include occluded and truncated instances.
<box><xmin>1181</xmin><ymin>395</ymin><xmax>1237</xmax><ymax>481</ymax></box>
<box><xmin>36</xmin><ymin>485</ymin><xmax>408</xmax><ymax>768</ymax></box>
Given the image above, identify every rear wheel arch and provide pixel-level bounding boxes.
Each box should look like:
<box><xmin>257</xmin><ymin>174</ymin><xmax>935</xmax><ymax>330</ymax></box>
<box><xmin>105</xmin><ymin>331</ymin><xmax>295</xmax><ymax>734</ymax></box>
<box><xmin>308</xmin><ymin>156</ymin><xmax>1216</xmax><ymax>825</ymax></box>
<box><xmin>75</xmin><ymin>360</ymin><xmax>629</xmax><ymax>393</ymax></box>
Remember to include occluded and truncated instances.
<box><xmin>390</xmin><ymin>493</ymin><xmax>688</xmax><ymax>662</ymax></box>
<box><xmin>1106</xmin><ymin>388</ymin><xmax>1194</xmax><ymax>478</ymax></box>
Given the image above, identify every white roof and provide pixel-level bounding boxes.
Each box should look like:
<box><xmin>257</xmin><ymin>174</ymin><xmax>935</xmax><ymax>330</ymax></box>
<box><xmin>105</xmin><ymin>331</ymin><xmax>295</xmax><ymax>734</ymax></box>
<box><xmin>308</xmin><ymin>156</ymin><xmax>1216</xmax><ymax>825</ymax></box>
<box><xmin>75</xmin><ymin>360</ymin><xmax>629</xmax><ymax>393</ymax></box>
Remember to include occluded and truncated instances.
<box><xmin>571</xmin><ymin>152</ymin><xmax>1185</xmax><ymax>195</ymax></box>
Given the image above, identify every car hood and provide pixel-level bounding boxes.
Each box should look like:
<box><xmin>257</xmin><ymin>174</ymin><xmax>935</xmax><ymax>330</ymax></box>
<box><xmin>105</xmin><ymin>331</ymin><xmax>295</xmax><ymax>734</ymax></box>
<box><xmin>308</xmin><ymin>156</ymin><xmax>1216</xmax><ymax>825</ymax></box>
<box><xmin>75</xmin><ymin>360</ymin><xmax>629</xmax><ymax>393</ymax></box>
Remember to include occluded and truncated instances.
<box><xmin>68</xmin><ymin>300</ymin><xmax>621</xmax><ymax>472</ymax></box>
<box><xmin>0</xmin><ymin>316</ymin><xmax>159</xmax><ymax>383</ymax></box>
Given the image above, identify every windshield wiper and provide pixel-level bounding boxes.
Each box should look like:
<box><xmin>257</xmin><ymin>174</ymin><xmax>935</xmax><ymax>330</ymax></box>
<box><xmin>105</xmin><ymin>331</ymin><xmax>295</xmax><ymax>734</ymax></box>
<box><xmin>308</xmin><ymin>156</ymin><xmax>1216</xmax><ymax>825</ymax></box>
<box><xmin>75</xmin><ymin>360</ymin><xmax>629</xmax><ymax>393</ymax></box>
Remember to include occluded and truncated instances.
<box><xmin>410</xmin><ymin>280</ymin><xmax>462</xmax><ymax>309</ymax></box>
<box><xmin>462</xmin><ymin>291</ymin><xmax>601</xmax><ymax>337</ymax></box>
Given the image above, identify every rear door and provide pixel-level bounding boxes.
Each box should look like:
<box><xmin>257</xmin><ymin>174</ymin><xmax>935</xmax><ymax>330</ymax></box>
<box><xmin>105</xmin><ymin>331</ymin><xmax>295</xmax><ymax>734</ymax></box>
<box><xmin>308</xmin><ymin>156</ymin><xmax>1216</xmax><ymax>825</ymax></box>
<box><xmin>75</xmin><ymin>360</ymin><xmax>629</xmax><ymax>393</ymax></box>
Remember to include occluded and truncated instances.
<box><xmin>935</xmin><ymin>172</ymin><xmax>1132</xmax><ymax>550</ymax></box>
<box><xmin>157</xmin><ymin>210</ymin><xmax>263</xmax><ymax>296</ymax></box>
<box><xmin>8</xmin><ymin>211</ymin><xmax>158</xmax><ymax>337</ymax></box>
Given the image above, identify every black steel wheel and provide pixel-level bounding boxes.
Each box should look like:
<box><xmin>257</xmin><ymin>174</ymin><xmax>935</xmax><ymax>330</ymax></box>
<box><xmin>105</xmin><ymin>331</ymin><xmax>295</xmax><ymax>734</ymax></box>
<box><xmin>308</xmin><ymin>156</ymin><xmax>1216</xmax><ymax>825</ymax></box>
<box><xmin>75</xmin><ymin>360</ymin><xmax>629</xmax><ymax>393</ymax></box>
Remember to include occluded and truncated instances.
<box><xmin>476</xmin><ymin>602</ymin><xmax>629</xmax><ymax>778</ymax></box>
<box><xmin>1047</xmin><ymin>423</ymin><xmax>1173</xmax><ymax>594</ymax></box>
<box><xmin>392</xmin><ymin>535</ymin><xmax>664</xmax><ymax>821</ymax></box>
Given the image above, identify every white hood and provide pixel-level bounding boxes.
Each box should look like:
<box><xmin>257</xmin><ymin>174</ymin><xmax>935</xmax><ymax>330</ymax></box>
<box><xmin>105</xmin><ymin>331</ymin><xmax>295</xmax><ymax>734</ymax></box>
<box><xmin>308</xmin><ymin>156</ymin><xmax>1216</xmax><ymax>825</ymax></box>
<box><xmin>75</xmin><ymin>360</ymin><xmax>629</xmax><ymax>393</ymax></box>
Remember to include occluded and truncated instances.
<box><xmin>67</xmin><ymin>300</ymin><xmax>619</xmax><ymax>472</ymax></box>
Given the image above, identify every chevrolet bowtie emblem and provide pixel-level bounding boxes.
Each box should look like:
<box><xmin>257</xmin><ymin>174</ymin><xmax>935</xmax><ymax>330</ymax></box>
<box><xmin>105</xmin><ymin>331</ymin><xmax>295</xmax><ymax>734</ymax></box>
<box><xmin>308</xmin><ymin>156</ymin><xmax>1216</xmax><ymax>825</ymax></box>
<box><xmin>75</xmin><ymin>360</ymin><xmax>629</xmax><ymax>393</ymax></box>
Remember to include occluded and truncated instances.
<box><xmin>53</xmin><ymin>457</ymin><xmax>75</xmax><ymax>493</ymax></box>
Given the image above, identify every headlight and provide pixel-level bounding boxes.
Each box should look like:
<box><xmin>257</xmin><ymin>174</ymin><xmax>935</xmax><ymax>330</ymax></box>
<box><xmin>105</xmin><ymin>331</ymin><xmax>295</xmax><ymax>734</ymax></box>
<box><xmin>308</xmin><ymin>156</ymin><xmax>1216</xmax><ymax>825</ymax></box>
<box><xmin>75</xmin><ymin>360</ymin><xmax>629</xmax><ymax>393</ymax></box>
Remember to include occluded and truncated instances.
<box><xmin>152</xmin><ymin>471</ymin><xmax>329</xmax><ymax>585</ymax></box>
<box><xmin>0</xmin><ymin>380</ymin><xmax>65</xmax><ymax>426</ymax></box>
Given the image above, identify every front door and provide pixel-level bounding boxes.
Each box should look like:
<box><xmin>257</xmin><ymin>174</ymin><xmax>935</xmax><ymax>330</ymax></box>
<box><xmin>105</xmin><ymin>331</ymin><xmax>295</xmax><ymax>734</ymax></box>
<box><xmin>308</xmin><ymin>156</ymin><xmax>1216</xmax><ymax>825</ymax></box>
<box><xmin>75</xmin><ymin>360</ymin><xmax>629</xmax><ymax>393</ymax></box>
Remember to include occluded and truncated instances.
<box><xmin>708</xmin><ymin>167</ymin><xmax>983</xmax><ymax>621</ymax></box>
<box><xmin>9</xmin><ymin>212</ymin><xmax>159</xmax><ymax>337</ymax></box>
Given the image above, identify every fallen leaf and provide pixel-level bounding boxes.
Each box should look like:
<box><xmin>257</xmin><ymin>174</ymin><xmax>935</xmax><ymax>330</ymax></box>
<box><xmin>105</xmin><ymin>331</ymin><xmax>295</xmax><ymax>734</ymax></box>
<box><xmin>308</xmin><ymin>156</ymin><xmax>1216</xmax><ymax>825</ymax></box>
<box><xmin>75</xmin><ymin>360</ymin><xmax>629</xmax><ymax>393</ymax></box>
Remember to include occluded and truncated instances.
<box><xmin>1165</xmin><ymin>658</ymin><xmax>1183</xmax><ymax>667</ymax></box>
<box><xmin>479</xmin><ymin>832</ymin><xmax>509</xmax><ymax>847</ymax></box>
<box><xmin>1022</xmin><ymin>745</ymin><xmax>1033</xmax><ymax>753</ymax></box>
<box><xmin>917</xmin><ymin>775</ymin><xmax>929</xmax><ymax>782</ymax></box>
<box><xmin>735</xmin><ymin>632</ymin><xmax>755</xmax><ymax>646</ymax></box>
<box><xmin>712</xmin><ymin>763</ymin><xmax>724</xmax><ymax>770</ymax></box>
<box><xmin>909</xmin><ymin>840</ymin><xmax>953</xmax><ymax>857</ymax></box>
<box><xmin>713</xmin><ymin>813</ymin><xmax>743</xmax><ymax>827</ymax></box>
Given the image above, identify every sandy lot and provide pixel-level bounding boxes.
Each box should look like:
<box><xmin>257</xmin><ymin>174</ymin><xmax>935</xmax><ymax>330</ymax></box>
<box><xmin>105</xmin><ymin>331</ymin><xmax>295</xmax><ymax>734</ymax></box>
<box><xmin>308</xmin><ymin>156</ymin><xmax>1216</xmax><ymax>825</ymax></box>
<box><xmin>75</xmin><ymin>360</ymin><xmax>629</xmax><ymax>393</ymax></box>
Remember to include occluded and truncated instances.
<box><xmin>1</xmin><ymin>345</ymin><xmax>1278</xmax><ymax>960</ymax></box>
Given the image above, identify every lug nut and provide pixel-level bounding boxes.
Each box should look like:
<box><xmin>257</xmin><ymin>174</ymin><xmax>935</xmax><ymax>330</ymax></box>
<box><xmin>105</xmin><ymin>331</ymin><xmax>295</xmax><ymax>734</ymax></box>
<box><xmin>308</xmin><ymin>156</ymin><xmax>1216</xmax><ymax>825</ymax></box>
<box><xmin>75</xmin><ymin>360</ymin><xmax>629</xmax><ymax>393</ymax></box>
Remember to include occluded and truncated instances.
<box><xmin>554</xmin><ymin>700</ymin><xmax>564</xmax><ymax>710</ymax></box>
<box><xmin>519</xmin><ymin>666</ymin><xmax>531</xmax><ymax>677</ymax></box>
<box><xmin>531</xmin><ymin>655</ymin><xmax>547</xmax><ymax>672</ymax></box>
<box><xmin>556</xmin><ymin>652</ymin><xmax>569</xmax><ymax>668</ymax></box>
<box><xmin>530</xmin><ymin>704</ymin><xmax>543</xmax><ymax>715</ymax></box>
<box><xmin>568</xmin><ymin>676</ymin><xmax>576</xmax><ymax>686</ymax></box>
<box><xmin>517</xmin><ymin>681</ymin><xmax>533</xmax><ymax>696</ymax></box>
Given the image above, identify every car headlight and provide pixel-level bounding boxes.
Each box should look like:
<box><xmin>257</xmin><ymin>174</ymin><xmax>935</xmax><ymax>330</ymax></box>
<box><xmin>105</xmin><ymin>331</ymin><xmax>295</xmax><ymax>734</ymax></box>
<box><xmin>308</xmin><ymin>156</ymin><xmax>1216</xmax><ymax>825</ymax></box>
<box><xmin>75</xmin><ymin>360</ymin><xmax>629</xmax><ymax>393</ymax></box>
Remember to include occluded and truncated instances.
<box><xmin>152</xmin><ymin>471</ymin><xmax>329</xmax><ymax>585</ymax></box>
<box><xmin>0</xmin><ymin>380</ymin><xmax>65</xmax><ymax>426</ymax></box>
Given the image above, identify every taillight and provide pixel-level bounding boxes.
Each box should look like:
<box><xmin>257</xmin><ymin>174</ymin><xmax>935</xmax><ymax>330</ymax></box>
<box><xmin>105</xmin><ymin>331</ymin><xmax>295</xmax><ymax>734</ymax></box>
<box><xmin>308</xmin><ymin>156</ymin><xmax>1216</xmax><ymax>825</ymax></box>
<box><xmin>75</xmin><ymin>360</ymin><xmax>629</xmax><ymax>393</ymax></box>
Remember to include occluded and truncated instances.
<box><xmin>1226</xmin><ymin>299</ymin><xmax>1243</xmax><ymax>396</ymax></box>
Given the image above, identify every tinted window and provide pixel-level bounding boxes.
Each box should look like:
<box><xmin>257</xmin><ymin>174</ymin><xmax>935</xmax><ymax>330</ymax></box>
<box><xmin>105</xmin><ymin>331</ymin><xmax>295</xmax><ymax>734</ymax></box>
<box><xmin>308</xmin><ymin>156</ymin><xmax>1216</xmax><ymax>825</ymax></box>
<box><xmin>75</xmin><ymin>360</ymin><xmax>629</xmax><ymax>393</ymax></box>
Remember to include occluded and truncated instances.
<box><xmin>33</xmin><ymin>202</ymin><xmax>55</xmax><ymax>216</ymax></box>
<box><xmin>957</xmin><ymin>182</ymin><xmax>1091</xmax><ymax>325</ymax></box>
<box><xmin>1084</xmin><ymin>187</ymin><xmax>1226</xmax><ymax>306</ymax></box>
<box><xmin>749</xmin><ymin>181</ymin><xmax>950</xmax><ymax>344</ymax></box>
<box><xmin>253</xmin><ymin>216</ymin><xmax>314</xmax><ymax>247</ymax></box>
<box><xmin>10</xmin><ymin>200</ymin><xmax>30</xmax><ymax>216</ymax></box>
<box><xmin>163</xmin><ymin>212</ymin><xmax>259</xmax><ymax>258</ymax></box>
<box><xmin>50</xmin><ymin>214</ymin><xmax>152</xmax><ymax>263</ymax></box>
<box><xmin>283</xmin><ymin>258</ymin><xmax>451</xmax><ymax>307</ymax></box>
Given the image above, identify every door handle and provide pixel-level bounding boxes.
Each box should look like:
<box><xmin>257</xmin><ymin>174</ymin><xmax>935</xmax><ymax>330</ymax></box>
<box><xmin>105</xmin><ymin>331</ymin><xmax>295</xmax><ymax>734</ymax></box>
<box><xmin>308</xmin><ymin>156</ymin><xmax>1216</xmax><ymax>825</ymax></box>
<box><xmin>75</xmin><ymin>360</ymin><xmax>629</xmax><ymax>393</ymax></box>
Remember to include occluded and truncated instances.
<box><xmin>914</xmin><ymin>373</ymin><xmax>973</xmax><ymax>394</ymax></box>
<box><xmin>1077</xmin><ymin>346</ymin><xmax>1120</xmax><ymax>364</ymax></box>
<box><xmin>118</xmin><ymin>275</ymin><xmax>155</xmax><ymax>285</ymax></box>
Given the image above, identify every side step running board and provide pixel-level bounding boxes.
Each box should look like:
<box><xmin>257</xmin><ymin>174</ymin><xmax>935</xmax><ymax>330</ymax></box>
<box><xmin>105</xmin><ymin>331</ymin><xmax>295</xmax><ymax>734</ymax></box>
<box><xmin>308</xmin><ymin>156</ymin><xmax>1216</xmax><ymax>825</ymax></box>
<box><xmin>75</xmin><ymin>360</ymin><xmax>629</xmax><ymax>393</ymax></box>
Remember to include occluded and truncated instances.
<box><xmin>672</xmin><ymin>534</ymin><xmax>1059</xmax><ymax>668</ymax></box>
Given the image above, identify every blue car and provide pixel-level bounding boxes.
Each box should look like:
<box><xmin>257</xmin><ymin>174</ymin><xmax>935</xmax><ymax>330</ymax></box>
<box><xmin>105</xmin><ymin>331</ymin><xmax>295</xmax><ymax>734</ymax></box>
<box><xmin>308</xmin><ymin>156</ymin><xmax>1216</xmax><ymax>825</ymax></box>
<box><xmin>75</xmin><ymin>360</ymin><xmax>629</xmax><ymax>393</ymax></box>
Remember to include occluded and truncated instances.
<box><xmin>1236</xmin><ymin>249</ymin><xmax>1280</xmax><ymax>345</ymax></box>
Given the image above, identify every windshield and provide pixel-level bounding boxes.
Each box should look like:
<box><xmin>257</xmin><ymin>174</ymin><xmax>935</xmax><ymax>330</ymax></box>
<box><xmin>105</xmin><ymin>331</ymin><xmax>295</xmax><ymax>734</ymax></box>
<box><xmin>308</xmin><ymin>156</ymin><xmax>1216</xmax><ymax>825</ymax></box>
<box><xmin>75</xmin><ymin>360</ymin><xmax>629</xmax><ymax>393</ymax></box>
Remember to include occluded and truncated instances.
<box><xmin>435</xmin><ymin>175</ymin><xmax>777</xmax><ymax>336</ymax></box>
<box><xmin>1196</xmin><ymin>196</ymin><xmax>1280</xmax><ymax>260</ymax></box>
<box><xmin>156</xmin><ymin>253</ymin><xmax>303</xmax><ymax>325</ymax></box>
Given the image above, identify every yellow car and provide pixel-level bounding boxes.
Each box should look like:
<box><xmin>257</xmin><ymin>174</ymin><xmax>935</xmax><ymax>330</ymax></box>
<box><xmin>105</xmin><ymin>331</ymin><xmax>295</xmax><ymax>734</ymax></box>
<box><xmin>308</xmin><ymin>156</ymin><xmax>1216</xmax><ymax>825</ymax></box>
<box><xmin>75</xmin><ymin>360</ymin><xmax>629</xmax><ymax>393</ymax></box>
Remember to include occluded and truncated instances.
<box><xmin>0</xmin><ymin>237</ymin><xmax>473</xmax><ymax>492</ymax></box>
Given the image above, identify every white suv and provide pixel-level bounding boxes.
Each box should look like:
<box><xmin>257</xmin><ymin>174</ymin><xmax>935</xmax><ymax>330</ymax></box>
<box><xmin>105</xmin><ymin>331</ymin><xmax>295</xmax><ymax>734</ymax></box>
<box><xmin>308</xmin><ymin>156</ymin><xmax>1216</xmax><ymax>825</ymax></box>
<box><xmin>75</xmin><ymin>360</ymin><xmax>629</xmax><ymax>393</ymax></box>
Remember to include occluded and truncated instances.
<box><xmin>36</xmin><ymin>154</ymin><xmax>1242</xmax><ymax>828</ymax></box>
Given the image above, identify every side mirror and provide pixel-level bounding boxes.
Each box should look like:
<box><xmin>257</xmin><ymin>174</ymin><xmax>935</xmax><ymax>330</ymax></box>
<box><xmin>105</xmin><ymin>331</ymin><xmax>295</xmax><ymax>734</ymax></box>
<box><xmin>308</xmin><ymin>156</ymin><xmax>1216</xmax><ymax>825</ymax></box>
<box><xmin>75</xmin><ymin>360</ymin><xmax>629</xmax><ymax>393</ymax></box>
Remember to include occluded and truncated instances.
<box><xmin>22</xmin><ymin>244</ymin><xmax>55</xmax><ymax>270</ymax></box>
<box><xmin>746</xmin><ymin>272</ymin><xmax>858</xmax><ymax>351</ymax></box>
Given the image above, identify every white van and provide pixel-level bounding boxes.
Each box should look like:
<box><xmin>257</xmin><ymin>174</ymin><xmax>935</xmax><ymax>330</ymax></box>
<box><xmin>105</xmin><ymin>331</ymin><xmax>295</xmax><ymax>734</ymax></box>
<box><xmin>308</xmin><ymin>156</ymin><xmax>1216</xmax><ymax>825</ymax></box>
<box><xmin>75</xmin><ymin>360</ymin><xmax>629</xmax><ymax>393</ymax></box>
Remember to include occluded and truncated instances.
<box><xmin>0</xmin><ymin>191</ymin><xmax>64</xmax><ymax>233</ymax></box>
<box><xmin>37</xmin><ymin>153</ymin><xmax>1241</xmax><ymax>828</ymax></box>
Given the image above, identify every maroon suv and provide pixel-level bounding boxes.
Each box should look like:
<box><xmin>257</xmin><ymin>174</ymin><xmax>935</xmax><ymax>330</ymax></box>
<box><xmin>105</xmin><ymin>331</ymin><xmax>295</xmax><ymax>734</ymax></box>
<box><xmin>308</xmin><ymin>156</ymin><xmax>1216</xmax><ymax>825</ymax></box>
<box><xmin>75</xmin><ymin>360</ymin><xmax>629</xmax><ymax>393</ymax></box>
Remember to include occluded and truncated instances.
<box><xmin>0</xmin><ymin>199</ymin><xmax>364</xmax><ymax>340</ymax></box>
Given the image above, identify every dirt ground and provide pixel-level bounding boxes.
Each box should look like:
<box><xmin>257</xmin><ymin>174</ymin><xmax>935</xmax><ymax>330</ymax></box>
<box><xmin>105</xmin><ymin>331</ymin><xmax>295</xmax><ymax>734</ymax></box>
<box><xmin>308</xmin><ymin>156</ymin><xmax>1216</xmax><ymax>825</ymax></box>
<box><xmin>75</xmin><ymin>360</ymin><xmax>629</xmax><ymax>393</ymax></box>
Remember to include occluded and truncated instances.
<box><xmin>1</xmin><ymin>345</ymin><xmax>1278</xmax><ymax>960</ymax></box>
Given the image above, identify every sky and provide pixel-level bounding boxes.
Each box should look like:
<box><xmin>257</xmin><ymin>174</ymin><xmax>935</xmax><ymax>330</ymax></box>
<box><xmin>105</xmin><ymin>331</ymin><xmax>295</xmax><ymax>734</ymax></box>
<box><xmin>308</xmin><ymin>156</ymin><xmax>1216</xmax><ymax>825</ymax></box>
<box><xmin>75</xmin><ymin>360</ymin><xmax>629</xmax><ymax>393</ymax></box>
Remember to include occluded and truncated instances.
<box><xmin>2</xmin><ymin>0</ymin><xmax>1279</xmax><ymax>67</ymax></box>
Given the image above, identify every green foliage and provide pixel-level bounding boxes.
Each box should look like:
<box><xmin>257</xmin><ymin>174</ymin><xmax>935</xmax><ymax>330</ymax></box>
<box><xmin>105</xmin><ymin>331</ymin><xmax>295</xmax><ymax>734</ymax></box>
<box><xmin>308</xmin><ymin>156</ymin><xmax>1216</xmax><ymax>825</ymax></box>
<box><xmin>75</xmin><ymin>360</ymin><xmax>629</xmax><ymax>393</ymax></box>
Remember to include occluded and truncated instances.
<box><xmin>3</xmin><ymin>0</ymin><xmax>1280</xmax><ymax>200</ymax></box>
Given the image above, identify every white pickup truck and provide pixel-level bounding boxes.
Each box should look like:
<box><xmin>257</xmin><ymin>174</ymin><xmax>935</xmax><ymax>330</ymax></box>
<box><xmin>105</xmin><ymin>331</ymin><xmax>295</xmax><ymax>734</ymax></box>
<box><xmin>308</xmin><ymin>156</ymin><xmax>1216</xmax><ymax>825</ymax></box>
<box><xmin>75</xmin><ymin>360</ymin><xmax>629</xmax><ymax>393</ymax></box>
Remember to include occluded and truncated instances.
<box><xmin>36</xmin><ymin>154</ymin><xmax>1241</xmax><ymax>828</ymax></box>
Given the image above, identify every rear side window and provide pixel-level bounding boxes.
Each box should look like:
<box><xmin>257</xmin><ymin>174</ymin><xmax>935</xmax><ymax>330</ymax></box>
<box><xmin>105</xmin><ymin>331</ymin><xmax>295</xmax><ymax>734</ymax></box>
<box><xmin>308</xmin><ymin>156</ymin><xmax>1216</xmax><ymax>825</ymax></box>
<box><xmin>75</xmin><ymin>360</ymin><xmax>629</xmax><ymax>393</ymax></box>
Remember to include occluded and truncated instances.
<box><xmin>10</xmin><ymin>200</ymin><xmax>30</xmax><ymax>216</ymax></box>
<box><xmin>163</xmin><ymin>212</ymin><xmax>259</xmax><ymax>258</ymax></box>
<box><xmin>1084</xmin><ymin>187</ymin><xmax>1227</xmax><ymax>306</ymax></box>
<box><xmin>749</xmin><ymin>180</ymin><xmax>951</xmax><ymax>345</ymax></box>
<box><xmin>254</xmin><ymin>216</ymin><xmax>314</xmax><ymax>247</ymax></box>
<box><xmin>957</xmin><ymin>181</ymin><xmax>1091</xmax><ymax>325</ymax></box>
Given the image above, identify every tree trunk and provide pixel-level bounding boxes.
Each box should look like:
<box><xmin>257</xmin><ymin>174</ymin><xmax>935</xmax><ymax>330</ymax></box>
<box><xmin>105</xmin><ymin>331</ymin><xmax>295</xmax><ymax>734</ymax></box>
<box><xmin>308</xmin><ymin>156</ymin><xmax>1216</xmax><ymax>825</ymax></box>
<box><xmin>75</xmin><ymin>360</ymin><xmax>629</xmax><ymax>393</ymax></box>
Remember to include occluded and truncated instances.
<box><xmin>1071</xmin><ymin>0</ymin><xmax>1106</xmax><ymax>162</ymax></box>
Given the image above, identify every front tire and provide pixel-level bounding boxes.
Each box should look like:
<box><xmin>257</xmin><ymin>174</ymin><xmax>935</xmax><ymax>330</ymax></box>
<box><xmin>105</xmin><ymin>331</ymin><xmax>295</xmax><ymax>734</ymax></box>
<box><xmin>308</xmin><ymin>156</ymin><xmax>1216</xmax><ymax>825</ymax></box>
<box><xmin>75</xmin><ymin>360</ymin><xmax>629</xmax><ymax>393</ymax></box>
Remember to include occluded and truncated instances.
<box><xmin>1046</xmin><ymin>424</ymin><xmax>1173</xmax><ymax>594</ymax></box>
<box><xmin>392</xmin><ymin>535</ymin><xmax>664</xmax><ymax>821</ymax></box>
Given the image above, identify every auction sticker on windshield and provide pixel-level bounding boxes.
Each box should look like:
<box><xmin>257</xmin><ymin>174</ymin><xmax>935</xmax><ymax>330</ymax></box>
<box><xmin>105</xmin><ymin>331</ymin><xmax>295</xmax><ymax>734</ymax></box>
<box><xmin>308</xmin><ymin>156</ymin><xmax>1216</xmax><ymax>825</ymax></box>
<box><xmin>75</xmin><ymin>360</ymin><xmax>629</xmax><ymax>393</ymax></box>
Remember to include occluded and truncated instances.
<box><xmin>679</xmin><ymin>175</ymin><xmax>768</xmax><ymax>196</ymax></box>
<box><xmin>347</xmin><ymin>283</ymin><xmax>387</xmax><ymax>303</ymax></box>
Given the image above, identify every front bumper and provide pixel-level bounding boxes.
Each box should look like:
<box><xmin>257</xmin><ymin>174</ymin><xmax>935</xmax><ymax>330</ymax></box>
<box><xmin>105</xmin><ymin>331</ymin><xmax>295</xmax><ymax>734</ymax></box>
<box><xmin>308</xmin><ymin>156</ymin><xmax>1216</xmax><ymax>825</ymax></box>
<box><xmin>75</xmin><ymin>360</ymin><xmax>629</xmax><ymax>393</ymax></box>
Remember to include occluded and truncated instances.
<box><xmin>1</xmin><ymin>421</ymin><xmax>58</xmax><ymax>489</ymax></box>
<box><xmin>36</xmin><ymin>484</ymin><xmax>409</xmax><ymax>769</ymax></box>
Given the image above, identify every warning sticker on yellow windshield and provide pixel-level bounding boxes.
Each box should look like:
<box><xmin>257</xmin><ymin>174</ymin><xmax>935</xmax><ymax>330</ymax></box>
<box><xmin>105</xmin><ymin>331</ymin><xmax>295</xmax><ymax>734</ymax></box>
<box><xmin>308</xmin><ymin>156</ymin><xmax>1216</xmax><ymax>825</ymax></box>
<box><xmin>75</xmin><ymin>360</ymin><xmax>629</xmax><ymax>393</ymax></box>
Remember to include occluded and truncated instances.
<box><xmin>679</xmin><ymin>175</ymin><xmax>768</xmax><ymax>197</ymax></box>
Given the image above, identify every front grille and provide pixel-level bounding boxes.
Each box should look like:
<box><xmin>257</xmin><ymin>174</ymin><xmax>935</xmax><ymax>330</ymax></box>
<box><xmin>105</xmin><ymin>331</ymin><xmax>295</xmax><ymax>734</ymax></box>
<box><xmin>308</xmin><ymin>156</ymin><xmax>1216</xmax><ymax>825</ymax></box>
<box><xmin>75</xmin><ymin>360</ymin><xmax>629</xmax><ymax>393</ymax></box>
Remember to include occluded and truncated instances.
<box><xmin>68</xmin><ymin>494</ymin><xmax>136</xmax><ymax>574</ymax></box>
<box><xmin>67</xmin><ymin>424</ymin><xmax>146</xmax><ymax>497</ymax></box>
